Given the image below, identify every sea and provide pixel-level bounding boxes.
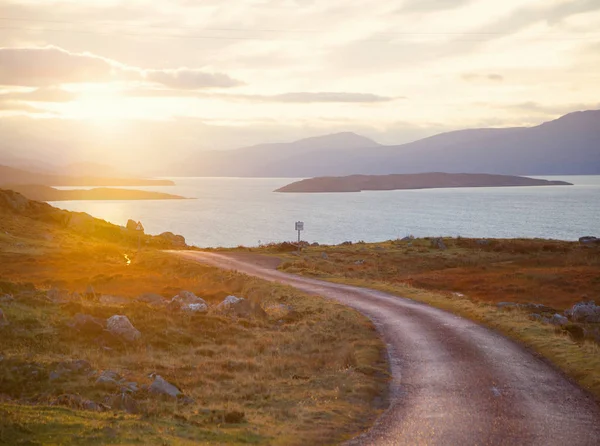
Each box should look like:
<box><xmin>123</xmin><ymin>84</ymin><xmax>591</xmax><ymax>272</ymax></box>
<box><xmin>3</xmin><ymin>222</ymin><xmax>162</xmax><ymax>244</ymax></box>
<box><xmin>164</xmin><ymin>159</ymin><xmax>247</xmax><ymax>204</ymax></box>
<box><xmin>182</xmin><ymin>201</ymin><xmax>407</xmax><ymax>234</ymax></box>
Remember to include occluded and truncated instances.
<box><xmin>50</xmin><ymin>176</ymin><xmax>600</xmax><ymax>248</ymax></box>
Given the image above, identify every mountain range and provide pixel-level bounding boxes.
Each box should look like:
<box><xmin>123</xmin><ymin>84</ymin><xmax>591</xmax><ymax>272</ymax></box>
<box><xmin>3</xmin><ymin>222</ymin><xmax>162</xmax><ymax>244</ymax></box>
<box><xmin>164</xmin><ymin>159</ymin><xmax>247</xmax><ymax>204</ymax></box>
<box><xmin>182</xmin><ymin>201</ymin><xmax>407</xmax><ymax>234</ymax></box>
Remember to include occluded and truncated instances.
<box><xmin>175</xmin><ymin>110</ymin><xmax>600</xmax><ymax>176</ymax></box>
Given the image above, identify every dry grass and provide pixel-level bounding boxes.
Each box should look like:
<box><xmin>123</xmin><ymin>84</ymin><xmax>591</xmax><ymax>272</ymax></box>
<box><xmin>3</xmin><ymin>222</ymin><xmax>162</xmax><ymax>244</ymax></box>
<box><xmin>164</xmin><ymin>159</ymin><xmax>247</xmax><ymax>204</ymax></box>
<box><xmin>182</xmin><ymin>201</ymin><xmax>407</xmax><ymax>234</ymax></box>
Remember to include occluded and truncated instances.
<box><xmin>246</xmin><ymin>238</ymin><xmax>600</xmax><ymax>400</ymax></box>
<box><xmin>0</xmin><ymin>201</ymin><xmax>389</xmax><ymax>445</ymax></box>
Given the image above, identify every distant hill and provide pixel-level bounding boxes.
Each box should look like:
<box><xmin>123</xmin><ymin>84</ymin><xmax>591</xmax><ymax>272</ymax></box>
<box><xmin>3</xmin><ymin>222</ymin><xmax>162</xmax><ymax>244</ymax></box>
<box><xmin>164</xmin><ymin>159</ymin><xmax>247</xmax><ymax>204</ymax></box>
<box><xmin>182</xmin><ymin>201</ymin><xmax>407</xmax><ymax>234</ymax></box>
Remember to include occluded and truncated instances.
<box><xmin>275</xmin><ymin>173</ymin><xmax>573</xmax><ymax>193</ymax></box>
<box><xmin>0</xmin><ymin>165</ymin><xmax>174</xmax><ymax>187</ymax></box>
<box><xmin>177</xmin><ymin>110</ymin><xmax>600</xmax><ymax>176</ymax></box>
<box><xmin>7</xmin><ymin>185</ymin><xmax>186</xmax><ymax>201</ymax></box>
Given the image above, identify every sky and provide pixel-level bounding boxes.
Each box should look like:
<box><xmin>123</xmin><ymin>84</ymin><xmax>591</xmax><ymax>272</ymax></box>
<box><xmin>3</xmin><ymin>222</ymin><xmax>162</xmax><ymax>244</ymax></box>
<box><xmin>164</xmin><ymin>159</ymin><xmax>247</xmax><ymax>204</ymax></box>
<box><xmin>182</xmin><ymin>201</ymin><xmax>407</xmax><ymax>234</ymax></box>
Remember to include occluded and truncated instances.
<box><xmin>0</xmin><ymin>0</ymin><xmax>599</xmax><ymax>170</ymax></box>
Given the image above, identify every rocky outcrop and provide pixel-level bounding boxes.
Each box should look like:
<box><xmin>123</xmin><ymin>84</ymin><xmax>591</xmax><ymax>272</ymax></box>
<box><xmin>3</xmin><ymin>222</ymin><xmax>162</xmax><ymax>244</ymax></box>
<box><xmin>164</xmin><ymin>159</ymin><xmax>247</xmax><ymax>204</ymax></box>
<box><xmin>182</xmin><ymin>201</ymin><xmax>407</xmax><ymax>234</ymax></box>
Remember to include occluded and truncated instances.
<box><xmin>158</xmin><ymin>232</ymin><xmax>186</xmax><ymax>247</ymax></box>
<box><xmin>169</xmin><ymin>291</ymin><xmax>208</xmax><ymax>313</ymax></box>
<box><xmin>149</xmin><ymin>375</ymin><xmax>182</xmax><ymax>398</ymax></box>
<box><xmin>106</xmin><ymin>315</ymin><xmax>141</xmax><ymax>342</ymax></box>
<box><xmin>566</xmin><ymin>301</ymin><xmax>600</xmax><ymax>323</ymax></box>
<box><xmin>216</xmin><ymin>295</ymin><xmax>267</xmax><ymax>319</ymax></box>
<box><xmin>136</xmin><ymin>293</ymin><xmax>167</xmax><ymax>308</ymax></box>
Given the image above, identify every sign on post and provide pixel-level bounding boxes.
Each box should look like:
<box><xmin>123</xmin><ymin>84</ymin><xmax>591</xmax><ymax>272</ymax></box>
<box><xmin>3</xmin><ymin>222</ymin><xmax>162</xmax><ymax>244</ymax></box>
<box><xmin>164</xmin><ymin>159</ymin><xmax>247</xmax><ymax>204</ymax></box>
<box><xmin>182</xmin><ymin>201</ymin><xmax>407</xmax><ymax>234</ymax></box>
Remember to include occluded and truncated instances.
<box><xmin>295</xmin><ymin>221</ymin><xmax>304</xmax><ymax>247</ymax></box>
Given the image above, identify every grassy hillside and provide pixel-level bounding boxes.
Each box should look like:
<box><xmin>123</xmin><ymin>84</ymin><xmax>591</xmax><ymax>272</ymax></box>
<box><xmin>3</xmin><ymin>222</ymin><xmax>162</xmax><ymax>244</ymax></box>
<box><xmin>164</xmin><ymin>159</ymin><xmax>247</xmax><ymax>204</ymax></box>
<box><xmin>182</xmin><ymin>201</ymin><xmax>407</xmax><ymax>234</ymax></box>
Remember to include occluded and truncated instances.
<box><xmin>238</xmin><ymin>237</ymin><xmax>600</xmax><ymax>399</ymax></box>
<box><xmin>0</xmin><ymin>190</ymin><xmax>388</xmax><ymax>445</ymax></box>
<box><xmin>6</xmin><ymin>185</ymin><xmax>186</xmax><ymax>201</ymax></box>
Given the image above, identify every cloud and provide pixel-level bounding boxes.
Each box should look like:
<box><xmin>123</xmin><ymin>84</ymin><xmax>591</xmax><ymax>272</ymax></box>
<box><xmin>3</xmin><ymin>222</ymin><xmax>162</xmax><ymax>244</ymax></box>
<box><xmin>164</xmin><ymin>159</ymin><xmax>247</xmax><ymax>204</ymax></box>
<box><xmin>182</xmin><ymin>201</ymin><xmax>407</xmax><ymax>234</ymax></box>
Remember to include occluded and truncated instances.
<box><xmin>0</xmin><ymin>87</ymin><xmax>78</xmax><ymax>102</ymax></box>
<box><xmin>0</xmin><ymin>101</ymin><xmax>53</xmax><ymax>114</ymax></box>
<box><xmin>462</xmin><ymin>73</ymin><xmax>504</xmax><ymax>82</ymax></box>
<box><xmin>399</xmin><ymin>0</ymin><xmax>473</xmax><ymax>13</ymax></box>
<box><xmin>144</xmin><ymin>68</ymin><xmax>244</xmax><ymax>89</ymax></box>
<box><xmin>0</xmin><ymin>46</ymin><xmax>243</xmax><ymax>90</ymax></box>
<box><xmin>125</xmin><ymin>89</ymin><xmax>397</xmax><ymax>103</ymax></box>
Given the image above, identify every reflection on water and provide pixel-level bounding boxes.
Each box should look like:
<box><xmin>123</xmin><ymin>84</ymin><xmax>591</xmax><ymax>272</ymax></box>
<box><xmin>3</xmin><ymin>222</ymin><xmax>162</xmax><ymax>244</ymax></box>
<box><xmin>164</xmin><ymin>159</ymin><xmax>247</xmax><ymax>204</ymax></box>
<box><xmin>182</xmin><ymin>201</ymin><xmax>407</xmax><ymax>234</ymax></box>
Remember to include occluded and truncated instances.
<box><xmin>51</xmin><ymin>176</ymin><xmax>600</xmax><ymax>247</ymax></box>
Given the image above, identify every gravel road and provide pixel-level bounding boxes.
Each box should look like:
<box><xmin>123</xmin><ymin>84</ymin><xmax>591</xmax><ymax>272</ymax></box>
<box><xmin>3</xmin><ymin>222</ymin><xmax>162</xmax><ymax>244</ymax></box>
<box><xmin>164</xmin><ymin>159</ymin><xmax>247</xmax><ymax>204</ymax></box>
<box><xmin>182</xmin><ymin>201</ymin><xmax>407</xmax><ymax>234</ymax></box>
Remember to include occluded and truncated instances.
<box><xmin>175</xmin><ymin>250</ymin><xmax>600</xmax><ymax>445</ymax></box>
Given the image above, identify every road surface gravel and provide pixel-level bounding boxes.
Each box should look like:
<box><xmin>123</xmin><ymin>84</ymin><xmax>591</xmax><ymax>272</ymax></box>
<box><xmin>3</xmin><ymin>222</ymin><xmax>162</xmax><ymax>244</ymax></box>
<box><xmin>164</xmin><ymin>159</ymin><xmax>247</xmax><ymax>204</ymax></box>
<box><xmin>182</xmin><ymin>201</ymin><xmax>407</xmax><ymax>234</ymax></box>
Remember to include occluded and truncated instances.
<box><xmin>175</xmin><ymin>251</ymin><xmax>600</xmax><ymax>445</ymax></box>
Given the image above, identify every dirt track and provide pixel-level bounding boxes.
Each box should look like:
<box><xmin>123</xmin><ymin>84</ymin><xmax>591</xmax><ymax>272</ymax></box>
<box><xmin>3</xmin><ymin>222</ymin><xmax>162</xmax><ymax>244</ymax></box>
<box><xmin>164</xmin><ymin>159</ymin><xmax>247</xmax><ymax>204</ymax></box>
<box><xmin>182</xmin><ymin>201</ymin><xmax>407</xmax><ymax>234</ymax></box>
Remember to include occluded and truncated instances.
<box><xmin>175</xmin><ymin>250</ymin><xmax>600</xmax><ymax>445</ymax></box>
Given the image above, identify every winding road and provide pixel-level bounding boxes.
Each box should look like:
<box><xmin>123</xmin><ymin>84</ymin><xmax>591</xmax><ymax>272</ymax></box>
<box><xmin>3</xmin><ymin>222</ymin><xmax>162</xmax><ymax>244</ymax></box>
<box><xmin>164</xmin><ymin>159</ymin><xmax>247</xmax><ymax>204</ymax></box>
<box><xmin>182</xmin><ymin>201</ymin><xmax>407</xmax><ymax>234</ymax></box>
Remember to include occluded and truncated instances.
<box><xmin>175</xmin><ymin>251</ymin><xmax>600</xmax><ymax>445</ymax></box>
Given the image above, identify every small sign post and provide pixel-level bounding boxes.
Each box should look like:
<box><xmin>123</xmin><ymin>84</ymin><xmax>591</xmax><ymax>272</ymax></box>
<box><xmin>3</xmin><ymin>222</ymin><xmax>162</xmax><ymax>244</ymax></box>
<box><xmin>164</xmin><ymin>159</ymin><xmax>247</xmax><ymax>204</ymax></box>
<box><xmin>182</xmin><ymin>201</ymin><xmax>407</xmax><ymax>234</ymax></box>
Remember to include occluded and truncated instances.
<box><xmin>295</xmin><ymin>221</ymin><xmax>304</xmax><ymax>249</ymax></box>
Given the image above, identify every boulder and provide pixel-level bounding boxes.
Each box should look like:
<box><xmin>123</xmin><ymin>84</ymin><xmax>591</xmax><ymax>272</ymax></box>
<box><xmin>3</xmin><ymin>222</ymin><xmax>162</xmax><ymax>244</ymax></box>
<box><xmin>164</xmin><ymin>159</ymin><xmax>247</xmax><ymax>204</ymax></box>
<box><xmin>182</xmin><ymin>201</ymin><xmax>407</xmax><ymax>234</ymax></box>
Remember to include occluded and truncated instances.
<box><xmin>95</xmin><ymin>370</ymin><xmax>122</xmax><ymax>389</ymax></box>
<box><xmin>321</xmin><ymin>252</ymin><xmax>328</xmax><ymax>260</ymax></box>
<box><xmin>216</xmin><ymin>295</ymin><xmax>266</xmax><ymax>319</ymax></box>
<box><xmin>354</xmin><ymin>259</ymin><xmax>365</xmax><ymax>265</ymax></box>
<box><xmin>69</xmin><ymin>313</ymin><xmax>106</xmax><ymax>336</ymax></box>
<box><xmin>126</xmin><ymin>219</ymin><xmax>138</xmax><ymax>231</ymax></box>
<box><xmin>0</xmin><ymin>308</ymin><xmax>8</xmax><ymax>327</ymax></box>
<box><xmin>550</xmin><ymin>314</ymin><xmax>569</xmax><ymax>326</ymax></box>
<box><xmin>106</xmin><ymin>315</ymin><xmax>141</xmax><ymax>342</ymax></box>
<box><xmin>579</xmin><ymin>236</ymin><xmax>600</xmax><ymax>245</ymax></box>
<box><xmin>149</xmin><ymin>375</ymin><xmax>181</xmax><ymax>398</ymax></box>
<box><xmin>430</xmin><ymin>237</ymin><xmax>447</xmax><ymax>250</ymax></box>
<box><xmin>137</xmin><ymin>293</ymin><xmax>167</xmax><ymax>307</ymax></box>
<box><xmin>170</xmin><ymin>291</ymin><xmax>208</xmax><ymax>313</ymax></box>
<box><xmin>567</xmin><ymin>301</ymin><xmax>600</xmax><ymax>323</ymax></box>
<box><xmin>158</xmin><ymin>232</ymin><xmax>186</xmax><ymax>247</ymax></box>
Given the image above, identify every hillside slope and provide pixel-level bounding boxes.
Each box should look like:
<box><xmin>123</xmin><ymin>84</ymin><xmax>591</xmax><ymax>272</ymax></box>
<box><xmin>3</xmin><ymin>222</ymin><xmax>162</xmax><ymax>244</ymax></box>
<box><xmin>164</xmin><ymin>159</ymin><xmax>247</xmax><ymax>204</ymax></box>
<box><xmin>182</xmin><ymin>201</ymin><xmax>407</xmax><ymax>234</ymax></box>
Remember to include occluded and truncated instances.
<box><xmin>178</xmin><ymin>110</ymin><xmax>600</xmax><ymax>176</ymax></box>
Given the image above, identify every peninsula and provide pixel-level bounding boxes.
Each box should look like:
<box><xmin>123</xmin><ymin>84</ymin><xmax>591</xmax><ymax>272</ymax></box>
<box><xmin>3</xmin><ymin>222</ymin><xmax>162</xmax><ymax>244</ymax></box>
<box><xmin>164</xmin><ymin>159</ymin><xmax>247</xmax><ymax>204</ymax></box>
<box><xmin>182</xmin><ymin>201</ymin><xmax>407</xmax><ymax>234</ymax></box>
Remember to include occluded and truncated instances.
<box><xmin>275</xmin><ymin>173</ymin><xmax>573</xmax><ymax>193</ymax></box>
<box><xmin>7</xmin><ymin>185</ymin><xmax>187</xmax><ymax>201</ymax></box>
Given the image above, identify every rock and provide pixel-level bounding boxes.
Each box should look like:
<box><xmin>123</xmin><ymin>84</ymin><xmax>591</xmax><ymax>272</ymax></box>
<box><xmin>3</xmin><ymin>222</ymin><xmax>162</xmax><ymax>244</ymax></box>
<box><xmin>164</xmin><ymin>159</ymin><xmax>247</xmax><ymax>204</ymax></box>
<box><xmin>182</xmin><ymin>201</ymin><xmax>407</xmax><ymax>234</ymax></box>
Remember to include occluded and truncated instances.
<box><xmin>340</xmin><ymin>241</ymin><xmax>353</xmax><ymax>246</ymax></box>
<box><xmin>99</xmin><ymin>295</ymin><xmax>130</xmax><ymax>305</ymax></box>
<box><xmin>476</xmin><ymin>239</ymin><xmax>490</xmax><ymax>245</ymax></box>
<box><xmin>95</xmin><ymin>370</ymin><xmax>122</xmax><ymax>389</ymax></box>
<box><xmin>567</xmin><ymin>301</ymin><xmax>600</xmax><ymax>323</ymax></box>
<box><xmin>106</xmin><ymin>315</ymin><xmax>141</xmax><ymax>342</ymax></box>
<box><xmin>149</xmin><ymin>375</ymin><xmax>181</xmax><ymax>398</ymax></box>
<box><xmin>69</xmin><ymin>313</ymin><xmax>106</xmax><ymax>336</ymax></box>
<box><xmin>579</xmin><ymin>236</ymin><xmax>600</xmax><ymax>245</ymax></box>
<box><xmin>216</xmin><ymin>295</ymin><xmax>266</xmax><ymax>319</ymax></box>
<box><xmin>550</xmin><ymin>314</ymin><xmax>569</xmax><ymax>326</ymax></box>
<box><xmin>497</xmin><ymin>302</ymin><xmax>519</xmax><ymax>310</ymax></box>
<box><xmin>158</xmin><ymin>231</ymin><xmax>186</xmax><ymax>247</ymax></box>
<box><xmin>137</xmin><ymin>293</ymin><xmax>167</xmax><ymax>307</ymax></box>
<box><xmin>126</xmin><ymin>219</ymin><xmax>138</xmax><ymax>231</ymax></box>
<box><xmin>354</xmin><ymin>259</ymin><xmax>365</xmax><ymax>265</ymax></box>
<box><xmin>170</xmin><ymin>291</ymin><xmax>208</xmax><ymax>313</ymax></box>
<box><xmin>311</xmin><ymin>242</ymin><xmax>320</xmax><ymax>247</ymax></box>
<box><xmin>109</xmin><ymin>393</ymin><xmax>139</xmax><ymax>414</ymax></box>
<box><xmin>0</xmin><ymin>308</ymin><xmax>8</xmax><ymax>327</ymax></box>
<box><xmin>430</xmin><ymin>237</ymin><xmax>447</xmax><ymax>250</ymax></box>
<box><xmin>528</xmin><ymin>313</ymin><xmax>544</xmax><ymax>322</ymax></box>
<box><xmin>321</xmin><ymin>252</ymin><xmax>328</xmax><ymax>260</ymax></box>
<box><xmin>400</xmin><ymin>236</ymin><xmax>412</xmax><ymax>242</ymax></box>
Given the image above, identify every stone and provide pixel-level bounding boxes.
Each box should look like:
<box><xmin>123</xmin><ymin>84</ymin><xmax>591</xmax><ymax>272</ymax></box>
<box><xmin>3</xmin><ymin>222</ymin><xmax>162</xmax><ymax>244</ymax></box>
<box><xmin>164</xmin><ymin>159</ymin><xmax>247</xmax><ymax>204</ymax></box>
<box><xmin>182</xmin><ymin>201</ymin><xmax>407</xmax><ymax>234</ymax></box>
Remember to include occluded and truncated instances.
<box><xmin>70</xmin><ymin>313</ymin><xmax>106</xmax><ymax>336</ymax></box>
<box><xmin>476</xmin><ymin>239</ymin><xmax>490</xmax><ymax>245</ymax></box>
<box><xmin>0</xmin><ymin>294</ymin><xmax>13</xmax><ymax>303</ymax></box>
<box><xmin>550</xmin><ymin>314</ymin><xmax>569</xmax><ymax>326</ymax></box>
<box><xmin>321</xmin><ymin>252</ymin><xmax>328</xmax><ymax>260</ymax></box>
<box><xmin>106</xmin><ymin>315</ymin><xmax>141</xmax><ymax>342</ymax></box>
<box><xmin>0</xmin><ymin>308</ymin><xmax>8</xmax><ymax>327</ymax></box>
<box><xmin>430</xmin><ymin>237</ymin><xmax>447</xmax><ymax>250</ymax></box>
<box><xmin>567</xmin><ymin>301</ymin><xmax>600</xmax><ymax>323</ymax></box>
<box><xmin>171</xmin><ymin>291</ymin><xmax>208</xmax><ymax>313</ymax></box>
<box><xmin>579</xmin><ymin>236</ymin><xmax>600</xmax><ymax>245</ymax></box>
<box><xmin>497</xmin><ymin>302</ymin><xmax>519</xmax><ymax>310</ymax></box>
<box><xmin>149</xmin><ymin>375</ymin><xmax>182</xmax><ymax>398</ymax></box>
<box><xmin>216</xmin><ymin>295</ymin><xmax>266</xmax><ymax>319</ymax></box>
<box><xmin>158</xmin><ymin>231</ymin><xmax>186</xmax><ymax>247</ymax></box>
<box><xmin>528</xmin><ymin>313</ymin><xmax>544</xmax><ymax>322</ymax></box>
<box><xmin>95</xmin><ymin>370</ymin><xmax>122</xmax><ymax>389</ymax></box>
<box><xmin>354</xmin><ymin>259</ymin><xmax>365</xmax><ymax>265</ymax></box>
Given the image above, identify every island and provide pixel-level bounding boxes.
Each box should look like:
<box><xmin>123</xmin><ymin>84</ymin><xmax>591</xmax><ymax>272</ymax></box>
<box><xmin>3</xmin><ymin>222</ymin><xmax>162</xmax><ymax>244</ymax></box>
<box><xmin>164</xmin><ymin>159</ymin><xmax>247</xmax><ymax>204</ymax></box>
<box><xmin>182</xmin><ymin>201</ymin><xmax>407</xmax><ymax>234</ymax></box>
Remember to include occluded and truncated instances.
<box><xmin>6</xmin><ymin>185</ymin><xmax>187</xmax><ymax>201</ymax></box>
<box><xmin>275</xmin><ymin>173</ymin><xmax>573</xmax><ymax>193</ymax></box>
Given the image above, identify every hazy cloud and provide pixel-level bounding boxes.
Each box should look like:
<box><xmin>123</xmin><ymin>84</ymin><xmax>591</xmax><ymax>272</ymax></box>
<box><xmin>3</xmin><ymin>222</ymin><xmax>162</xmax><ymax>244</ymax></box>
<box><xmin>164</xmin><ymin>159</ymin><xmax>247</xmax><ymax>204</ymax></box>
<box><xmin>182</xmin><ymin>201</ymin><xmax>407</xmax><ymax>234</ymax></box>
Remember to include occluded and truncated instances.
<box><xmin>0</xmin><ymin>87</ymin><xmax>78</xmax><ymax>102</ymax></box>
<box><xmin>399</xmin><ymin>0</ymin><xmax>472</xmax><ymax>13</ymax></box>
<box><xmin>144</xmin><ymin>68</ymin><xmax>244</xmax><ymax>89</ymax></box>
<box><xmin>125</xmin><ymin>89</ymin><xmax>396</xmax><ymax>103</ymax></box>
<box><xmin>462</xmin><ymin>73</ymin><xmax>504</xmax><ymax>82</ymax></box>
<box><xmin>0</xmin><ymin>46</ymin><xmax>243</xmax><ymax>90</ymax></box>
